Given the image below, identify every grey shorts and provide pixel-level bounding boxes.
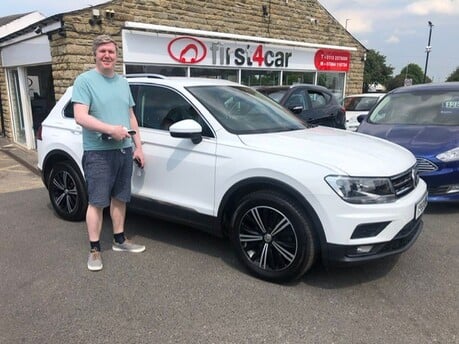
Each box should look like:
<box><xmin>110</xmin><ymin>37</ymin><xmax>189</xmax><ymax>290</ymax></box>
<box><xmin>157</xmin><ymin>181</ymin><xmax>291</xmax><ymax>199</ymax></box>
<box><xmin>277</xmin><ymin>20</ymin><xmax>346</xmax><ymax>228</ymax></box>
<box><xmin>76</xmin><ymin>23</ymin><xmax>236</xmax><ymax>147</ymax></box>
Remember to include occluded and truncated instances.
<box><xmin>82</xmin><ymin>148</ymin><xmax>133</xmax><ymax>208</ymax></box>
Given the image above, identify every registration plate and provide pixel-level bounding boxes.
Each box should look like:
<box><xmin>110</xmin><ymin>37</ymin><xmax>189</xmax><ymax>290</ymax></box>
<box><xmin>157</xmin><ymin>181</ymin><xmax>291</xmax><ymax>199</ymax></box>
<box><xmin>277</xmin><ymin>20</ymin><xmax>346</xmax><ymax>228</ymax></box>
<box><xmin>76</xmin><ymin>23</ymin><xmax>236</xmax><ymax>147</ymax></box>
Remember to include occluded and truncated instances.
<box><xmin>415</xmin><ymin>192</ymin><xmax>428</xmax><ymax>219</ymax></box>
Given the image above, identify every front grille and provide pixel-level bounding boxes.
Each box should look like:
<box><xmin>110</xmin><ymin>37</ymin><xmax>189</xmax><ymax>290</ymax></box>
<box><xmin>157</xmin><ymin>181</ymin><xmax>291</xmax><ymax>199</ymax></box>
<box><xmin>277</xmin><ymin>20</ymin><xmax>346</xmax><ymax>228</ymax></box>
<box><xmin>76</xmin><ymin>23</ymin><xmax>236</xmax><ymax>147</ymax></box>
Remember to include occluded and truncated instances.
<box><xmin>391</xmin><ymin>167</ymin><xmax>417</xmax><ymax>198</ymax></box>
<box><xmin>416</xmin><ymin>158</ymin><xmax>438</xmax><ymax>174</ymax></box>
<box><xmin>428</xmin><ymin>185</ymin><xmax>453</xmax><ymax>195</ymax></box>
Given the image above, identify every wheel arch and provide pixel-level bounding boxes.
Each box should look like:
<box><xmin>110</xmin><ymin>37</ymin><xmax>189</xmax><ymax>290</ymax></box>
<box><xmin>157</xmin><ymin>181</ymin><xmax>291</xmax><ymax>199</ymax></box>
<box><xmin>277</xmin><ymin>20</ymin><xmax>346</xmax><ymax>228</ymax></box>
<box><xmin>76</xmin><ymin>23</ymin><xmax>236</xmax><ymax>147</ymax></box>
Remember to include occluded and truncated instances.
<box><xmin>42</xmin><ymin>149</ymin><xmax>84</xmax><ymax>188</ymax></box>
<box><xmin>217</xmin><ymin>177</ymin><xmax>327</xmax><ymax>255</ymax></box>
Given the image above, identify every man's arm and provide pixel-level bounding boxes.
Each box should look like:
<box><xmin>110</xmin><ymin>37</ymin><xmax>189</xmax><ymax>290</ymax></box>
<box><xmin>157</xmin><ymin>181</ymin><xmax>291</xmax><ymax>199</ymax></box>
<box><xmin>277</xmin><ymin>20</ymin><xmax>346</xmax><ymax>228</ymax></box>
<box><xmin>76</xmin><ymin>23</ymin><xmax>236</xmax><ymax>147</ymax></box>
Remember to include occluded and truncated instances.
<box><xmin>74</xmin><ymin>103</ymin><xmax>130</xmax><ymax>141</ymax></box>
<box><xmin>129</xmin><ymin>108</ymin><xmax>145</xmax><ymax>167</ymax></box>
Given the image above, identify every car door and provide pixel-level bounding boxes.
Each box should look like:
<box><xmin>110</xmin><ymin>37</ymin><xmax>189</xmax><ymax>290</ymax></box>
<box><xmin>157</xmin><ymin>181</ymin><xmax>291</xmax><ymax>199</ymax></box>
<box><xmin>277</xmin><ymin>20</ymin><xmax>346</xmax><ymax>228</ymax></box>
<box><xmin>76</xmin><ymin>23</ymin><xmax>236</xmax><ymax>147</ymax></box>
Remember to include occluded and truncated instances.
<box><xmin>129</xmin><ymin>83</ymin><xmax>217</xmax><ymax>216</ymax></box>
<box><xmin>304</xmin><ymin>89</ymin><xmax>333</xmax><ymax>125</ymax></box>
<box><xmin>283</xmin><ymin>88</ymin><xmax>310</xmax><ymax>122</ymax></box>
<box><xmin>283</xmin><ymin>87</ymin><xmax>330</xmax><ymax>124</ymax></box>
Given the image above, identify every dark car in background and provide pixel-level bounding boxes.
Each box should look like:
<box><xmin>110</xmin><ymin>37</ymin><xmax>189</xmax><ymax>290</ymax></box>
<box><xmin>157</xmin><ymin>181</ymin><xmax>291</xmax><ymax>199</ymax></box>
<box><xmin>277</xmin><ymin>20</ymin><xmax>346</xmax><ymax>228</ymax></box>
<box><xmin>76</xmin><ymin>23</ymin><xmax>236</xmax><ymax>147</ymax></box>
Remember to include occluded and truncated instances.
<box><xmin>255</xmin><ymin>84</ymin><xmax>346</xmax><ymax>129</ymax></box>
<box><xmin>357</xmin><ymin>82</ymin><xmax>459</xmax><ymax>202</ymax></box>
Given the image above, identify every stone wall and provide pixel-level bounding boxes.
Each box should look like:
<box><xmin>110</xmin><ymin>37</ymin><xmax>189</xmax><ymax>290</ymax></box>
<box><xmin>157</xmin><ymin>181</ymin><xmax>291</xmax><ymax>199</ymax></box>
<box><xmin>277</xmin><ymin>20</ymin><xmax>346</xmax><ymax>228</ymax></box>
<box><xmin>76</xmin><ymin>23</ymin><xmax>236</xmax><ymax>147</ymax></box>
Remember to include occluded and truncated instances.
<box><xmin>52</xmin><ymin>0</ymin><xmax>365</xmax><ymax>99</ymax></box>
<box><xmin>0</xmin><ymin>67</ymin><xmax>11</xmax><ymax>137</ymax></box>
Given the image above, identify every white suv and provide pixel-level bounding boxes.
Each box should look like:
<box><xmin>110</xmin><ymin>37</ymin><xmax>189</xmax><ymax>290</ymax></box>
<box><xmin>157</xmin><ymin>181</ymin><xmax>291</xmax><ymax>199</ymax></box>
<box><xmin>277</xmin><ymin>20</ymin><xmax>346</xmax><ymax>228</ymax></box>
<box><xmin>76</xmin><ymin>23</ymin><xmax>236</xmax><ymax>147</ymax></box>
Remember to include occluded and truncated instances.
<box><xmin>37</xmin><ymin>75</ymin><xmax>428</xmax><ymax>282</ymax></box>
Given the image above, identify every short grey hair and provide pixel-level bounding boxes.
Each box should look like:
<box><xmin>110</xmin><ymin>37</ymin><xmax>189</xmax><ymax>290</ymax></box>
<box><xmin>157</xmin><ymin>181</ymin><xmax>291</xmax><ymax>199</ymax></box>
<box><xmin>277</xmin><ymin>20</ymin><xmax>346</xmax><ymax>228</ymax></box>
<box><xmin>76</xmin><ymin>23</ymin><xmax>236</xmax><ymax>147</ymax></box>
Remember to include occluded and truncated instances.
<box><xmin>92</xmin><ymin>34</ymin><xmax>118</xmax><ymax>55</ymax></box>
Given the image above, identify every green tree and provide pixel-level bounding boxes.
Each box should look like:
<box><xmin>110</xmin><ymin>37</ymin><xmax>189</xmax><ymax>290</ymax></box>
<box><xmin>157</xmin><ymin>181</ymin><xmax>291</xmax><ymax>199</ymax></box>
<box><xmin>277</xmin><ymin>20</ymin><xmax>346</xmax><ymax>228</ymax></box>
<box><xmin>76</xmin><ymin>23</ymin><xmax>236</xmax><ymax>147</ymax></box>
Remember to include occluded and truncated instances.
<box><xmin>401</xmin><ymin>63</ymin><xmax>430</xmax><ymax>84</ymax></box>
<box><xmin>386</xmin><ymin>63</ymin><xmax>432</xmax><ymax>91</ymax></box>
<box><xmin>363</xmin><ymin>49</ymin><xmax>394</xmax><ymax>91</ymax></box>
<box><xmin>446</xmin><ymin>66</ymin><xmax>459</xmax><ymax>81</ymax></box>
<box><xmin>386</xmin><ymin>74</ymin><xmax>406</xmax><ymax>91</ymax></box>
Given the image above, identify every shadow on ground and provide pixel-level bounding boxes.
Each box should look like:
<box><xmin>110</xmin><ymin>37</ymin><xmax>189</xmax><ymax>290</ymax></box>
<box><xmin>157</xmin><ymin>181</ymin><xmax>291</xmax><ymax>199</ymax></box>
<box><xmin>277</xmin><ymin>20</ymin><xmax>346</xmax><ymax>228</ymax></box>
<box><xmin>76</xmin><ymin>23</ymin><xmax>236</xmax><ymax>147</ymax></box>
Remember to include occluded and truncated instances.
<box><xmin>97</xmin><ymin>209</ymin><xmax>403</xmax><ymax>289</ymax></box>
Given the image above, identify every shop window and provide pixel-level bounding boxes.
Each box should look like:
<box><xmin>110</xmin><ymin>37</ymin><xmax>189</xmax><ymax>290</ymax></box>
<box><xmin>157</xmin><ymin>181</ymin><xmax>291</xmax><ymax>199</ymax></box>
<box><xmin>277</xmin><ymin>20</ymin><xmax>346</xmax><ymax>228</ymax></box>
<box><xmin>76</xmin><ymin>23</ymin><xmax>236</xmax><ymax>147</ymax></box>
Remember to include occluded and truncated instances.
<box><xmin>283</xmin><ymin>72</ymin><xmax>315</xmax><ymax>86</ymax></box>
<box><xmin>317</xmin><ymin>72</ymin><xmax>345</xmax><ymax>104</ymax></box>
<box><xmin>190</xmin><ymin>68</ymin><xmax>238</xmax><ymax>82</ymax></box>
<box><xmin>241</xmin><ymin>70</ymin><xmax>280</xmax><ymax>87</ymax></box>
<box><xmin>126</xmin><ymin>64</ymin><xmax>187</xmax><ymax>77</ymax></box>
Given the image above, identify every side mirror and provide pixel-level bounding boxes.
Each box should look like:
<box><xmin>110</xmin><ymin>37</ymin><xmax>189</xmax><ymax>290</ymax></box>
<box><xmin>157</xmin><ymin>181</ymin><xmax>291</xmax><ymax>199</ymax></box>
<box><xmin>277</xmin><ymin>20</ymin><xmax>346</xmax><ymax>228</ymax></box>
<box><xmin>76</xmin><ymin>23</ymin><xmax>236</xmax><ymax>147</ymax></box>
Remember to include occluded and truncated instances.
<box><xmin>289</xmin><ymin>106</ymin><xmax>303</xmax><ymax>114</ymax></box>
<box><xmin>169</xmin><ymin>119</ymin><xmax>203</xmax><ymax>144</ymax></box>
<box><xmin>357</xmin><ymin>114</ymin><xmax>368</xmax><ymax>123</ymax></box>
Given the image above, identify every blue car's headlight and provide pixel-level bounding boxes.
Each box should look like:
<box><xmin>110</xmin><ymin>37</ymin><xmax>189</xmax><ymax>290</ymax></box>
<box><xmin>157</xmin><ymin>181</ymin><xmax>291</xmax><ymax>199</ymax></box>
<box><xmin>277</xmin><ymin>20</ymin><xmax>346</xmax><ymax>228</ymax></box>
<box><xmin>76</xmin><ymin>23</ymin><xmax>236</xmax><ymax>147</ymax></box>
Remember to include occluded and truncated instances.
<box><xmin>437</xmin><ymin>147</ymin><xmax>459</xmax><ymax>162</ymax></box>
<box><xmin>325</xmin><ymin>175</ymin><xmax>396</xmax><ymax>204</ymax></box>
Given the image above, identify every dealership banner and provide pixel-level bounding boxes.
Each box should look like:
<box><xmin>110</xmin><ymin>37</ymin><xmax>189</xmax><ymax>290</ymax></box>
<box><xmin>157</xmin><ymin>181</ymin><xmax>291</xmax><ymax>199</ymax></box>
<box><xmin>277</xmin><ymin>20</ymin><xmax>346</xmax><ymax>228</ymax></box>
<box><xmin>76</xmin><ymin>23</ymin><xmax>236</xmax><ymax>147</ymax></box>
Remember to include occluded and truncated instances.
<box><xmin>123</xmin><ymin>30</ymin><xmax>350</xmax><ymax>72</ymax></box>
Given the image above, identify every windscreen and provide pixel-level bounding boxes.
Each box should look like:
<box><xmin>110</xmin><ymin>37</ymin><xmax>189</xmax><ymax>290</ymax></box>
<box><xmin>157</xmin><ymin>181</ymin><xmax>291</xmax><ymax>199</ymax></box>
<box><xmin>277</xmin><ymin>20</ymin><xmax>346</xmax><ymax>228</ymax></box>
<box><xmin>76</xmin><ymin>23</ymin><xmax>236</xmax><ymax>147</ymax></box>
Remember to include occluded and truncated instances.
<box><xmin>187</xmin><ymin>85</ymin><xmax>305</xmax><ymax>134</ymax></box>
<box><xmin>368</xmin><ymin>90</ymin><xmax>459</xmax><ymax>126</ymax></box>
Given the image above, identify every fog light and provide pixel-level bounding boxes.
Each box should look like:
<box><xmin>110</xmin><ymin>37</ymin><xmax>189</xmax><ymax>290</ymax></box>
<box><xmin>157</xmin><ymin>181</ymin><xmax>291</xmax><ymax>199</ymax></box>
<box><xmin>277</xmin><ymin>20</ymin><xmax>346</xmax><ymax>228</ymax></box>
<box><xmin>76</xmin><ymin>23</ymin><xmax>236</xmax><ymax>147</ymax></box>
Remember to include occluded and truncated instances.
<box><xmin>446</xmin><ymin>184</ymin><xmax>459</xmax><ymax>194</ymax></box>
<box><xmin>356</xmin><ymin>245</ymin><xmax>373</xmax><ymax>254</ymax></box>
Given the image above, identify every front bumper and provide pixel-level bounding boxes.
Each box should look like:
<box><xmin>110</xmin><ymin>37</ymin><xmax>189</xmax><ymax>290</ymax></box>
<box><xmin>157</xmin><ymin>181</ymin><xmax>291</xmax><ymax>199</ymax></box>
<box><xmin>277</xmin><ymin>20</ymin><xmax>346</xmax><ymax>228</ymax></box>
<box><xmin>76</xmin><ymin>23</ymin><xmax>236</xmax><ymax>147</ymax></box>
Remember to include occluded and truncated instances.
<box><xmin>325</xmin><ymin>217</ymin><xmax>423</xmax><ymax>265</ymax></box>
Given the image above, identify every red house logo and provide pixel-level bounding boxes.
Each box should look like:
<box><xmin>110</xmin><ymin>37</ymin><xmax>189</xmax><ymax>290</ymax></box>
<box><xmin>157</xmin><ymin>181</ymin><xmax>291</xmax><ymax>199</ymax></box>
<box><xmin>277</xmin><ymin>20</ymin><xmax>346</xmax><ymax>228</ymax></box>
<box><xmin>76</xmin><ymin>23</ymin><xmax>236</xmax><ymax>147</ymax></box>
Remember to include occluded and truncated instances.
<box><xmin>167</xmin><ymin>36</ymin><xmax>207</xmax><ymax>64</ymax></box>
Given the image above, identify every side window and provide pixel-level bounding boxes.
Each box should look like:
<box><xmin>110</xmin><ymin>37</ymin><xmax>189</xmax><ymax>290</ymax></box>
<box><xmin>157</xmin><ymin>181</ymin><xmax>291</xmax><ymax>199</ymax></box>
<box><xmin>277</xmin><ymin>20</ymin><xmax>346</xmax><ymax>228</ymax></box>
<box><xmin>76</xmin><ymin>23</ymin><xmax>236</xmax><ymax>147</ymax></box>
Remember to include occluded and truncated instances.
<box><xmin>308</xmin><ymin>91</ymin><xmax>329</xmax><ymax>109</ymax></box>
<box><xmin>129</xmin><ymin>84</ymin><xmax>140</xmax><ymax>116</ymax></box>
<box><xmin>134</xmin><ymin>85</ymin><xmax>214</xmax><ymax>137</ymax></box>
<box><xmin>64</xmin><ymin>102</ymin><xmax>74</xmax><ymax>118</ymax></box>
<box><xmin>285</xmin><ymin>89</ymin><xmax>308</xmax><ymax>110</ymax></box>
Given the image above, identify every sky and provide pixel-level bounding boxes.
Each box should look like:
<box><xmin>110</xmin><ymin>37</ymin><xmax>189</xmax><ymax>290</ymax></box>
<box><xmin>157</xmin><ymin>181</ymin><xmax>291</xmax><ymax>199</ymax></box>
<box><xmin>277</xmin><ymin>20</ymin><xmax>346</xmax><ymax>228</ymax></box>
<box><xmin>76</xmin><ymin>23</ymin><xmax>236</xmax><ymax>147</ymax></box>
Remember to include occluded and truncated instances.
<box><xmin>1</xmin><ymin>0</ymin><xmax>458</xmax><ymax>82</ymax></box>
<box><xmin>320</xmin><ymin>0</ymin><xmax>459</xmax><ymax>82</ymax></box>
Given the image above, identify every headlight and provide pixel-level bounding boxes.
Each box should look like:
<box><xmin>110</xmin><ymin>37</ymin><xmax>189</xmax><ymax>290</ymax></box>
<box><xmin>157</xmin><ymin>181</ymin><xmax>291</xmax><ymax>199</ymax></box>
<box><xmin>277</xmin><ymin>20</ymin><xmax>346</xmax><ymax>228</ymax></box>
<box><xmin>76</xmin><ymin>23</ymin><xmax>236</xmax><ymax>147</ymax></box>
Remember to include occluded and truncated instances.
<box><xmin>437</xmin><ymin>147</ymin><xmax>459</xmax><ymax>162</ymax></box>
<box><xmin>325</xmin><ymin>175</ymin><xmax>396</xmax><ymax>204</ymax></box>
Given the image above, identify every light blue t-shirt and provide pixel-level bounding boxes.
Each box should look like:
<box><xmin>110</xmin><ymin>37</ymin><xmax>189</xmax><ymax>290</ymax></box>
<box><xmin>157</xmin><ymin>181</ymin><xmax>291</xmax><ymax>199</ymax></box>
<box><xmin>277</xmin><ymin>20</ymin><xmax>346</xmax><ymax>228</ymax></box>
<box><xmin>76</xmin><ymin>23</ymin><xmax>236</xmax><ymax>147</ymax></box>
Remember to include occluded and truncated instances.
<box><xmin>72</xmin><ymin>69</ymin><xmax>135</xmax><ymax>151</ymax></box>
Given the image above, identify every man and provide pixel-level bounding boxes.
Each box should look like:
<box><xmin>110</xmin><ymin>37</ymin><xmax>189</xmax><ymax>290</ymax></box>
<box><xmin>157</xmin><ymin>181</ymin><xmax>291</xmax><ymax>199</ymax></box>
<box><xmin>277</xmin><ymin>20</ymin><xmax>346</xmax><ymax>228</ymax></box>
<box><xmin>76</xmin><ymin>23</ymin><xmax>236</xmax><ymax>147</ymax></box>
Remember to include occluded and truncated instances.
<box><xmin>72</xmin><ymin>35</ymin><xmax>145</xmax><ymax>271</ymax></box>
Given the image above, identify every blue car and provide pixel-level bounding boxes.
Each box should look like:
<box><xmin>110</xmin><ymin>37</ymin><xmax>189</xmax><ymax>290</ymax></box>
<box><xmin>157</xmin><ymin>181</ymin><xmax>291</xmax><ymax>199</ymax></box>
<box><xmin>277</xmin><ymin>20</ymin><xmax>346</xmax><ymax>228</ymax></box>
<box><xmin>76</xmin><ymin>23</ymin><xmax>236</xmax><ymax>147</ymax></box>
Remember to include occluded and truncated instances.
<box><xmin>357</xmin><ymin>82</ymin><xmax>459</xmax><ymax>202</ymax></box>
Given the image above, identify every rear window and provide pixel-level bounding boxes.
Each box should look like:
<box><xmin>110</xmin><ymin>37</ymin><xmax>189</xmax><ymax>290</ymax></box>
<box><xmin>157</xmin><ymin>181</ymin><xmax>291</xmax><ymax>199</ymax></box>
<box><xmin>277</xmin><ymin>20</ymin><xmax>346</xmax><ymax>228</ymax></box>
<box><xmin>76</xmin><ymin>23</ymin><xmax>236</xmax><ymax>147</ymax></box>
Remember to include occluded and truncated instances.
<box><xmin>344</xmin><ymin>96</ymin><xmax>380</xmax><ymax>111</ymax></box>
<box><xmin>368</xmin><ymin>90</ymin><xmax>459</xmax><ymax>126</ymax></box>
<box><xmin>258</xmin><ymin>89</ymin><xmax>287</xmax><ymax>103</ymax></box>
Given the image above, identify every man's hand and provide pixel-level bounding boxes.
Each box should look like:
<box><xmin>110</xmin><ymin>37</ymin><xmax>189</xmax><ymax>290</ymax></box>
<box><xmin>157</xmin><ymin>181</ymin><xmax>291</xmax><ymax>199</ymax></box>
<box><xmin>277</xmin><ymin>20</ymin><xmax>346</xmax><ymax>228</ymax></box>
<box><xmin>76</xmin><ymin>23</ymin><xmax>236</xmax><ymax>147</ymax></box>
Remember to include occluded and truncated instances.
<box><xmin>133</xmin><ymin>146</ymin><xmax>145</xmax><ymax>168</ymax></box>
<box><xmin>109</xmin><ymin>125</ymin><xmax>132</xmax><ymax>141</ymax></box>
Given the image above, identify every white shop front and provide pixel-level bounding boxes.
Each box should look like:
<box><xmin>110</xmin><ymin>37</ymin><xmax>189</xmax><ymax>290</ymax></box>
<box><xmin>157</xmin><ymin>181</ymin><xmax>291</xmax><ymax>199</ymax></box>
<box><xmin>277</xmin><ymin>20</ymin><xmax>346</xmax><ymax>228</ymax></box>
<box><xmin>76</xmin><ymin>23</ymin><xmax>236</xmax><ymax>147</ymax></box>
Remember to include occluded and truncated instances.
<box><xmin>122</xmin><ymin>23</ymin><xmax>356</xmax><ymax>102</ymax></box>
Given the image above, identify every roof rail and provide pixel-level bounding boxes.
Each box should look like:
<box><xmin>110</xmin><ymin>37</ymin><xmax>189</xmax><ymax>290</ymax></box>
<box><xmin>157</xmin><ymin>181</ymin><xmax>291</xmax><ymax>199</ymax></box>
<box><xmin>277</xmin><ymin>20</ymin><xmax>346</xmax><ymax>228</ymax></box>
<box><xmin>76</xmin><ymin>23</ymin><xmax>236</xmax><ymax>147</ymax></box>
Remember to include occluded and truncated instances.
<box><xmin>124</xmin><ymin>74</ymin><xmax>167</xmax><ymax>79</ymax></box>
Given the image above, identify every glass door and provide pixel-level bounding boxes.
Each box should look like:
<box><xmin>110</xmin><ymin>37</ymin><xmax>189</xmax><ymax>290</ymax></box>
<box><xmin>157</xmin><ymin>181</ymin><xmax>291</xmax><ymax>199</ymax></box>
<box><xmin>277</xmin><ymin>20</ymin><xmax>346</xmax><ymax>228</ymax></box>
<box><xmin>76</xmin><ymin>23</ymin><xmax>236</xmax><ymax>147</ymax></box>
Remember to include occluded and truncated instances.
<box><xmin>7</xmin><ymin>68</ymin><xmax>34</xmax><ymax>149</ymax></box>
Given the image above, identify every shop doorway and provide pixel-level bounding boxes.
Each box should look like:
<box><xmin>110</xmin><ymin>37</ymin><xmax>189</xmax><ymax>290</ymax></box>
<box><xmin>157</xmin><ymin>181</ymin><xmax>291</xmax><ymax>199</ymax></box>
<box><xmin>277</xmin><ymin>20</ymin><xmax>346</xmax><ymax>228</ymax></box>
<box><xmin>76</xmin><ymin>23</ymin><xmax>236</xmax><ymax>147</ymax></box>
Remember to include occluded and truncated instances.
<box><xmin>7</xmin><ymin>68</ymin><xmax>28</xmax><ymax>146</ymax></box>
<box><xmin>6</xmin><ymin>65</ymin><xmax>55</xmax><ymax>149</ymax></box>
<box><xmin>27</xmin><ymin>65</ymin><xmax>55</xmax><ymax>135</ymax></box>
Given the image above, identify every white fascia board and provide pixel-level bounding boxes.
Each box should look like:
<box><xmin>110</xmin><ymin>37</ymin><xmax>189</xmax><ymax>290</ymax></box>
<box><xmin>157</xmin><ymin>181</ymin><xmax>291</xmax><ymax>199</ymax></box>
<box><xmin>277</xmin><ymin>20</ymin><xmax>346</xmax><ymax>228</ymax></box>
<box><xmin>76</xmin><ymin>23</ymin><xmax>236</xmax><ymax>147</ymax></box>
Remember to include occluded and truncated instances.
<box><xmin>0</xmin><ymin>20</ymin><xmax>62</xmax><ymax>48</ymax></box>
<box><xmin>124</xmin><ymin>21</ymin><xmax>357</xmax><ymax>52</ymax></box>
<box><xmin>0</xmin><ymin>12</ymin><xmax>45</xmax><ymax>38</ymax></box>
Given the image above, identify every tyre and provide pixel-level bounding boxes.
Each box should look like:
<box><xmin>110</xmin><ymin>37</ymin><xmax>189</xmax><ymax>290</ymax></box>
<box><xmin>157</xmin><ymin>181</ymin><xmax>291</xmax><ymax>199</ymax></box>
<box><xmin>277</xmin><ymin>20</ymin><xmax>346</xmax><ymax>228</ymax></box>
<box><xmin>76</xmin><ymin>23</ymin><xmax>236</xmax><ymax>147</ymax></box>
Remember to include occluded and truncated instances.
<box><xmin>47</xmin><ymin>162</ymin><xmax>87</xmax><ymax>221</ymax></box>
<box><xmin>230</xmin><ymin>190</ymin><xmax>318</xmax><ymax>282</ymax></box>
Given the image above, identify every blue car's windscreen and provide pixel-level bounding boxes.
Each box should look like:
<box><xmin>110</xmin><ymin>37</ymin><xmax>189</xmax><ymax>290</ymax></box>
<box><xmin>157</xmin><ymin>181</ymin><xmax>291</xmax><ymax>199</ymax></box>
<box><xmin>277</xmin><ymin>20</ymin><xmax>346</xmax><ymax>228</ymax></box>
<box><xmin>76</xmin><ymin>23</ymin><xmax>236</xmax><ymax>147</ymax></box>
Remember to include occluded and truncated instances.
<box><xmin>368</xmin><ymin>90</ymin><xmax>459</xmax><ymax>126</ymax></box>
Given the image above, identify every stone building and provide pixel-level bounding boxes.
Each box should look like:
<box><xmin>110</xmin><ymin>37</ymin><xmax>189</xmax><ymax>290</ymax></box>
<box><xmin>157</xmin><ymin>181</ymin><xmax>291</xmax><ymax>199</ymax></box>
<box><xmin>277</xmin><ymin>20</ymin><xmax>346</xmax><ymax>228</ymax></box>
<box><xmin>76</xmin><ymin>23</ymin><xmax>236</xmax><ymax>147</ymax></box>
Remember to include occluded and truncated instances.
<box><xmin>0</xmin><ymin>0</ymin><xmax>366</xmax><ymax>150</ymax></box>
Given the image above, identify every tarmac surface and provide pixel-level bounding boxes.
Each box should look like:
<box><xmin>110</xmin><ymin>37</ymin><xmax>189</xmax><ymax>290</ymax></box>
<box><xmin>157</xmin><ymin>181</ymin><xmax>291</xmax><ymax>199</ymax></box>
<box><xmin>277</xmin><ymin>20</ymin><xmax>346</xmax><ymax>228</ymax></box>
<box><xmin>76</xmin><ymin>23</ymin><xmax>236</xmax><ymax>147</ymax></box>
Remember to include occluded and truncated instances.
<box><xmin>0</xmin><ymin>134</ymin><xmax>457</xmax><ymax>343</ymax></box>
<box><xmin>0</xmin><ymin>136</ymin><xmax>39</xmax><ymax>176</ymax></box>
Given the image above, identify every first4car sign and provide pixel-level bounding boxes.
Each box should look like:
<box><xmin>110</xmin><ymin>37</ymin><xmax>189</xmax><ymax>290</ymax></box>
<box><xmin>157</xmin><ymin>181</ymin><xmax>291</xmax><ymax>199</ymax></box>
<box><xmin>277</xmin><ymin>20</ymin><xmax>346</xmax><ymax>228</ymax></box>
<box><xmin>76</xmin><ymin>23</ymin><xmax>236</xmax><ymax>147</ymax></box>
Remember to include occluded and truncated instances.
<box><xmin>208</xmin><ymin>42</ymin><xmax>292</xmax><ymax>68</ymax></box>
<box><xmin>167</xmin><ymin>37</ymin><xmax>293</xmax><ymax>68</ymax></box>
<box><xmin>123</xmin><ymin>31</ymin><xmax>352</xmax><ymax>72</ymax></box>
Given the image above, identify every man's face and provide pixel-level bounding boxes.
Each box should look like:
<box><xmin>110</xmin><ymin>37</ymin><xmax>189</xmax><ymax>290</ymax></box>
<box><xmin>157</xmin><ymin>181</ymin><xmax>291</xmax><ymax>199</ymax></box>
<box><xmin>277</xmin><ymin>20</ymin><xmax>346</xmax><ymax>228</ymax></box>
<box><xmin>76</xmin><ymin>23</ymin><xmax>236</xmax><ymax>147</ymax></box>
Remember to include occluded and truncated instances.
<box><xmin>95</xmin><ymin>42</ymin><xmax>117</xmax><ymax>74</ymax></box>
